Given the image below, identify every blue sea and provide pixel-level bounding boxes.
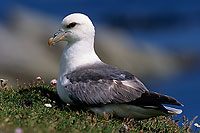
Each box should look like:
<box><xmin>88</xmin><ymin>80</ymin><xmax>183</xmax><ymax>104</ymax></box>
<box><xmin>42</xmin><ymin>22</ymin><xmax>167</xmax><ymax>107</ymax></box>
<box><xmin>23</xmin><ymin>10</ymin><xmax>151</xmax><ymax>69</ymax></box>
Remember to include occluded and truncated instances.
<box><xmin>1</xmin><ymin>0</ymin><xmax>200</xmax><ymax>128</ymax></box>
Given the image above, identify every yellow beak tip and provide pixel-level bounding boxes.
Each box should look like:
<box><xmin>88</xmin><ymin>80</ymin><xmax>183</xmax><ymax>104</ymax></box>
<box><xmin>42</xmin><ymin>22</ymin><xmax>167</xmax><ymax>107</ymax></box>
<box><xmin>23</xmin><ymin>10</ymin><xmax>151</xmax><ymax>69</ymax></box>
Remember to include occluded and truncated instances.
<box><xmin>48</xmin><ymin>38</ymin><xmax>54</xmax><ymax>46</ymax></box>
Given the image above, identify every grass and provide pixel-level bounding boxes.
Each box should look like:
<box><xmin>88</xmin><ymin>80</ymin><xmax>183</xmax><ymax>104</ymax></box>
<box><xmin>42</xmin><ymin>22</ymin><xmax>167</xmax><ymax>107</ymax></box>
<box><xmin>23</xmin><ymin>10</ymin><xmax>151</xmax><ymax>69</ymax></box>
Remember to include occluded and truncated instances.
<box><xmin>0</xmin><ymin>80</ymin><xmax>195</xmax><ymax>132</ymax></box>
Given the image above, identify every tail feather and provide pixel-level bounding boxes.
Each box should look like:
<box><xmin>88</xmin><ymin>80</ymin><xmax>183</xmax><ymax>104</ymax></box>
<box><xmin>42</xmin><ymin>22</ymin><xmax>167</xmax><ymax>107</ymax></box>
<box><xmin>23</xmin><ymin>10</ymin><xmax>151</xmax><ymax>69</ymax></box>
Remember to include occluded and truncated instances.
<box><xmin>163</xmin><ymin>106</ymin><xmax>182</xmax><ymax>114</ymax></box>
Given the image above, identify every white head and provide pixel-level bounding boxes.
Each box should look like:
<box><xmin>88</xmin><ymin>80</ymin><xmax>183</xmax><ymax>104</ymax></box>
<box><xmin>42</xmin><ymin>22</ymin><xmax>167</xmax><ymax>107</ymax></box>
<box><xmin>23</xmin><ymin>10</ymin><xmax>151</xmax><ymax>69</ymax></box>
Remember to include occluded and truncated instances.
<box><xmin>48</xmin><ymin>13</ymin><xmax>95</xmax><ymax>45</ymax></box>
<box><xmin>48</xmin><ymin>13</ymin><xmax>101</xmax><ymax>74</ymax></box>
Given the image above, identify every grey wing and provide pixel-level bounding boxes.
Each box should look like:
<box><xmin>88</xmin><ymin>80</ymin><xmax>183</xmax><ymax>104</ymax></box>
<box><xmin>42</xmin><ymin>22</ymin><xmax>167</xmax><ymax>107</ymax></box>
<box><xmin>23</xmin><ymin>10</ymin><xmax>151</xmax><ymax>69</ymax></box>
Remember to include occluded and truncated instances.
<box><xmin>65</xmin><ymin>63</ymin><xmax>148</xmax><ymax>106</ymax></box>
<box><xmin>66</xmin><ymin>77</ymin><xmax>146</xmax><ymax>106</ymax></box>
<box><xmin>65</xmin><ymin>63</ymin><xmax>182</xmax><ymax>107</ymax></box>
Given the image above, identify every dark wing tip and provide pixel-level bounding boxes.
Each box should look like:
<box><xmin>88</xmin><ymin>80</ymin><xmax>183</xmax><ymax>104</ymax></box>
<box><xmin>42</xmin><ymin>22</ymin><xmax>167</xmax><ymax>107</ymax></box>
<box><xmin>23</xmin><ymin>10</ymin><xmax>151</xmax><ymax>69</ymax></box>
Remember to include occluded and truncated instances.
<box><xmin>132</xmin><ymin>91</ymin><xmax>184</xmax><ymax>107</ymax></box>
<box><xmin>173</xmin><ymin>101</ymin><xmax>184</xmax><ymax>106</ymax></box>
<box><xmin>152</xmin><ymin>92</ymin><xmax>184</xmax><ymax>106</ymax></box>
<box><xmin>179</xmin><ymin>103</ymin><xmax>184</xmax><ymax>107</ymax></box>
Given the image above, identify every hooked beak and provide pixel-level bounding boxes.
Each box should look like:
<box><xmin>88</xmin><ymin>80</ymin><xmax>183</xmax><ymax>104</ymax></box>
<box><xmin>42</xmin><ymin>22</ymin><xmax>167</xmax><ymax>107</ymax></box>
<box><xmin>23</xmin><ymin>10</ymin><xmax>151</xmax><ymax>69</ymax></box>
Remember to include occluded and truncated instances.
<box><xmin>48</xmin><ymin>29</ymin><xmax>66</xmax><ymax>46</ymax></box>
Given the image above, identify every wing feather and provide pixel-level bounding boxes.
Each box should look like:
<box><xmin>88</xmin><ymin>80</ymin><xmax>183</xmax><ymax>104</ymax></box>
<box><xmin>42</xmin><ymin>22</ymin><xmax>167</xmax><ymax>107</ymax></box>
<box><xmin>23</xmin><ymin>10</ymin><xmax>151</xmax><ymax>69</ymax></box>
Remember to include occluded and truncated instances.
<box><xmin>65</xmin><ymin>63</ymin><xmax>182</xmax><ymax>107</ymax></box>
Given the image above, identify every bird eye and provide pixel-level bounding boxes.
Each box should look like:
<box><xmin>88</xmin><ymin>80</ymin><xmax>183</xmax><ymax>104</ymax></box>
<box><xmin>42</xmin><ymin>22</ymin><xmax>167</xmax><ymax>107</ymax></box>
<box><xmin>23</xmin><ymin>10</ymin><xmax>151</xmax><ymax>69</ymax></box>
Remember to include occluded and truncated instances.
<box><xmin>67</xmin><ymin>22</ymin><xmax>77</xmax><ymax>28</ymax></box>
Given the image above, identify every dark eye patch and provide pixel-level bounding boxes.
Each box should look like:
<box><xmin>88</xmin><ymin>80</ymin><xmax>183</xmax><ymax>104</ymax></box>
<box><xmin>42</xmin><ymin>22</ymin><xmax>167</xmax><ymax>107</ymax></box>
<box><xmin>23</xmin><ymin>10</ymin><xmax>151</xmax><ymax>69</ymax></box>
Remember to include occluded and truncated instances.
<box><xmin>67</xmin><ymin>22</ymin><xmax>77</xmax><ymax>28</ymax></box>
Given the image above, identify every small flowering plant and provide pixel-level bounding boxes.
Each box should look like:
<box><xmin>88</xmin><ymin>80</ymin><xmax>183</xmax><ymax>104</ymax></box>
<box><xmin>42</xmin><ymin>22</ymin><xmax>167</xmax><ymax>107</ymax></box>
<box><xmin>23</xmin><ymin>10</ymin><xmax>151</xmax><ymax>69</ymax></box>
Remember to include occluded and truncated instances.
<box><xmin>15</xmin><ymin>128</ymin><xmax>23</xmax><ymax>133</ymax></box>
<box><xmin>50</xmin><ymin>79</ymin><xmax>57</xmax><ymax>86</ymax></box>
<box><xmin>36</xmin><ymin>76</ymin><xmax>42</xmax><ymax>81</ymax></box>
<box><xmin>0</xmin><ymin>78</ymin><xmax>8</xmax><ymax>89</ymax></box>
<box><xmin>194</xmin><ymin>122</ymin><xmax>200</xmax><ymax>132</ymax></box>
<box><xmin>44</xmin><ymin>103</ymin><xmax>52</xmax><ymax>108</ymax></box>
<box><xmin>36</xmin><ymin>76</ymin><xmax>45</xmax><ymax>85</ymax></box>
<box><xmin>194</xmin><ymin>123</ymin><xmax>200</xmax><ymax>127</ymax></box>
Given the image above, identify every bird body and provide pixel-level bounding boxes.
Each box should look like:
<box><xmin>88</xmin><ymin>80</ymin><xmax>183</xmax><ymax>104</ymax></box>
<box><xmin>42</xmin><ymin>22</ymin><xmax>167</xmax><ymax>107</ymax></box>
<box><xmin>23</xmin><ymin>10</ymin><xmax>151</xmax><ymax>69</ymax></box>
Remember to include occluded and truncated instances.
<box><xmin>48</xmin><ymin>13</ymin><xmax>183</xmax><ymax>119</ymax></box>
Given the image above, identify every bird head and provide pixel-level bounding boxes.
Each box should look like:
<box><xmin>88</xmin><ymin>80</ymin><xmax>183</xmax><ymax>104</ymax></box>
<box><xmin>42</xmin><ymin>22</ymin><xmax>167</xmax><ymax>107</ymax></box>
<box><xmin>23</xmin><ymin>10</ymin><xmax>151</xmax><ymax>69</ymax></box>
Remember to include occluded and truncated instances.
<box><xmin>48</xmin><ymin>13</ymin><xmax>95</xmax><ymax>46</ymax></box>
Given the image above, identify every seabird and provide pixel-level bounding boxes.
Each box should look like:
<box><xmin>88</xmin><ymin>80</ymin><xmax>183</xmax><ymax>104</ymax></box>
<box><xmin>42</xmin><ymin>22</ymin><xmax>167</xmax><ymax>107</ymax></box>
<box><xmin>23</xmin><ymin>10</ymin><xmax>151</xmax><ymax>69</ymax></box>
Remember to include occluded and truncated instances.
<box><xmin>48</xmin><ymin>13</ymin><xmax>183</xmax><ymax>119</ymax></box>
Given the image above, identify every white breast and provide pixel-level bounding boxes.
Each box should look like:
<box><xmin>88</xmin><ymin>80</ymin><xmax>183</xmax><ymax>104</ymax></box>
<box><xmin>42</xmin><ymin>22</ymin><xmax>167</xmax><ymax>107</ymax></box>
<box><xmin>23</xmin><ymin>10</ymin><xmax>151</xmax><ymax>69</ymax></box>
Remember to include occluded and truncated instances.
<box><xmin>57</xmin><ymin>37</ymin><xmax>101</xmax><ymax>104</ymax></box>
<box><xmin>57</xmin><ymin>75</ymin><xmax>73</xmax><ymax>103</ymax></box>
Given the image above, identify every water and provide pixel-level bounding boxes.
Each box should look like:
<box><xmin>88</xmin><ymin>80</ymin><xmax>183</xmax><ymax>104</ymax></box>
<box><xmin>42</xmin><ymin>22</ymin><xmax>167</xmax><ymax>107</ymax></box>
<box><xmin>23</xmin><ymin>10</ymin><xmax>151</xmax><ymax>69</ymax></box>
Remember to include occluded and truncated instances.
<box><xmin>152</xmin><ymin>67</ymin><xmax>200</xmax><ymax>124</ymax></box>
<box><xmin>2</xmin><ymin>0</ymin><xmax>199</xmax><ymax>51</ymax></box>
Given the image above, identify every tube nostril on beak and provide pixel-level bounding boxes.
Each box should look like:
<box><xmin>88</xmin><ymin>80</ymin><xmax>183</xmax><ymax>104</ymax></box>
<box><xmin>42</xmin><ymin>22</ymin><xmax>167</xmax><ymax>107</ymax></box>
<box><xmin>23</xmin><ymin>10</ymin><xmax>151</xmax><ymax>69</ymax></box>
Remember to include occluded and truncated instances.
<box><xmin>53</xmin><ymin>33</ymin><xmax>57</xmax><ymax>38</ymax></box>
<box><xmin>53</xmin><ymin>29</ymin><xmax>64</xmax><ymax>38</ymax></box>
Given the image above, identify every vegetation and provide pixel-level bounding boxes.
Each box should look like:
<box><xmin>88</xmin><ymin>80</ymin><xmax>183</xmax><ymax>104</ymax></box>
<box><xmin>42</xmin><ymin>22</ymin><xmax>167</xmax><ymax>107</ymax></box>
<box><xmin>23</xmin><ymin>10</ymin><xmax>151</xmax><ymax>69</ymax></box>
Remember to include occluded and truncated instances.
<box><xmin>0</xmin><ymin>80</ymin><xmax>196</xmax><ymax>132</ymax></box>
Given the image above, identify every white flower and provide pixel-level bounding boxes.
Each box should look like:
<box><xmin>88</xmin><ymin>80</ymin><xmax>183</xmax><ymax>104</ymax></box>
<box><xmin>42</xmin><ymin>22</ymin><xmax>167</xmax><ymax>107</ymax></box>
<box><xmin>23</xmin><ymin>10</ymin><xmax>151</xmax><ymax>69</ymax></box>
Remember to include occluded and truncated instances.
<box><xmin>194</xmin><ymin>123</ymin><xmax>200</xmax><ymax>128</ymax></box>
<box><xmin>123</xmin><ymin>124</ymin><xmax>128</xmax><ymax>130</ymax></box>
<box><xmin>44</xmin><ymin>103</ymin><xmax>52</xmax><ymax>108</ymax></box>
<box><xmin>50</xmin><ymin>79</ymin><xmax>57</xmax><ymax>85</ymax></box>
<box><xmin>36</xmin><ymin>76</ymin><xmax>42</xmax><ymax>81</ymax></box>
<box><xmin>0</xmin><ymin>79</ymin><xmax>8</xmax><ymax>88</ymax></box>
